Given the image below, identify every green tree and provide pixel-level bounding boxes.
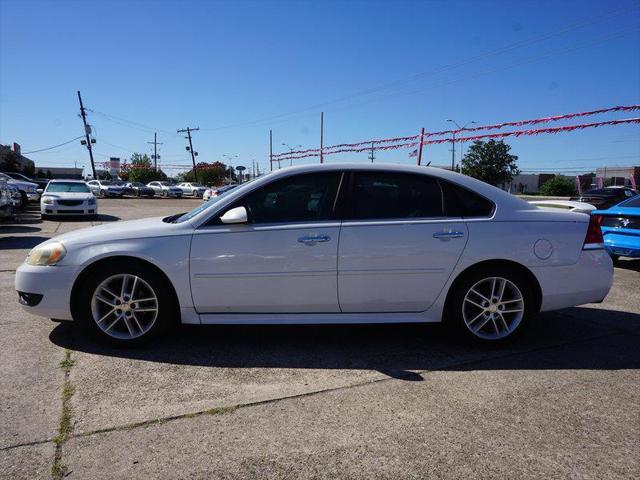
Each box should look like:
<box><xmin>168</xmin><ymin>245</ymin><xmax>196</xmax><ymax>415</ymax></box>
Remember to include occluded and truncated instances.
<box><xmin>124</xmin><ymin>153</ymin><xmax>167</xmax><ymax>184</ymax></box>
<box><xmin>539</xmin><ymin>176</ymin><xmax>577</xmax><ymax>196</ymax></box>
<box><xmin>538</xmin><ymin>175</ymin><xmax>577</xmax><ymax>196</ymax></box>
<box><xmin>0</xmin><ymin>152</ymin><xmax>20</xmax><ymax>172</ymax></box>
<box><xmin>461</xmin><ymin>140</ymin><xmax>519</xmax><ymax>186</ymax></box>
<box><xmin>183</xmin><ymin>161</ymin><xmax>229</xmax><ymax>186</ymax></box>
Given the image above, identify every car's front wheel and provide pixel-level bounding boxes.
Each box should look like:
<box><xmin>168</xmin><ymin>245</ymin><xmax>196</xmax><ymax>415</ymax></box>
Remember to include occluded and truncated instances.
<box><xmin>76</xmin><ymin>263</ymin><xmax>176</xmax><ymax>345</ymax></box>
<box><xmin>448</xmin><ymin>268</ymin><xmax>534</xmax><ymax>344</ymax></box>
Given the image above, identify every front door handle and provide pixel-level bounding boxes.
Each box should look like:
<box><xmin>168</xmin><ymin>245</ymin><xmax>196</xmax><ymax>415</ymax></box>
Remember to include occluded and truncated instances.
<box><xmin>433</xmin><ymin>231</ymin><xmax>465</xmax><ymax>241</ymax></box>
<box><xmin>298</xmin><ymin>235</ymin><xmax>331</xmax><ymax>245</ymax></box>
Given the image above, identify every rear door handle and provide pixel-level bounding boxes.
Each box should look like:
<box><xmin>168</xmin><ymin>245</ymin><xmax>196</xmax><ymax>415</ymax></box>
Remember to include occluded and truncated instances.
<box><xmin>298</xmin><ymin>235</ymin><xmax>331</xmax><ymax>245</ymax></box>
<box><xmin>433</xmin><ymin>231</ymin><xmax>465</xmax><ymax>241</ymax></box>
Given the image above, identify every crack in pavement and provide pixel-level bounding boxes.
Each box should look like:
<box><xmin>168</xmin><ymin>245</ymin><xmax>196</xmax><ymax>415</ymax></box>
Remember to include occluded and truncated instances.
<box><xmin>2</xmin><ymin>325</ymin><xmax>636</xmax><ymax>453</ymax></box>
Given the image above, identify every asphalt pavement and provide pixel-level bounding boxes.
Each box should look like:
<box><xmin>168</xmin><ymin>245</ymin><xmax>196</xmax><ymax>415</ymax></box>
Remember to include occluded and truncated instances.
<box><xmin>1</xmin><ymin>198</ymin><xmax>638</xmax><ymax>479</ymax></box>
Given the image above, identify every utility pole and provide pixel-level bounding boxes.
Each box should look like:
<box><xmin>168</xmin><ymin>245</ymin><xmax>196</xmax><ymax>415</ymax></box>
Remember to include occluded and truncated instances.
<box><xmin>269</xmin><ymin>130</ymin><xmax>273</xmax><ymax>172</ymax></box>
<box><xmin>368</xmin><ymin>142</ymin><xmax>375</xmax><ymax>163</ymax></box>
<box><xmin>147</xmin><ymin>132</ymin><xmax>163</xmax><ymax>170</ymax></box>
<box><xmin>320</xmin><ymin>112</ymin><xmax>324</xmax><ymax>164</ymax></box>
<box><xmin>447</xmin><ymin>119</ymin><xmax>475</xmax><ymax>172</ymax></box>
<box><xmin>417</xmin><ymin>127</ymin><xmax>425</xmax><ymax>166</ymax></box>
<box><xmin>177</xmin><ymin>127</ymin><xmax>200</xmax><ymax>182</ymax></box>
<box><xmin>77</xmin><ymin>91</ymin><xmax>97</xmax><ymax>179</ymax></box>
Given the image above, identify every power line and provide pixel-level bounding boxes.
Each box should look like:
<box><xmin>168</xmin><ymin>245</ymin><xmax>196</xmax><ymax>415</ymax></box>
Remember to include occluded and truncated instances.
<box><xmin>22</xmin><ymin>136</ymin><xmax>85</xmax><ymax>154</ymax></box>
<box><xmin>198</xmin><ymin>4</ymin><xmax>637</xmax><ymax>132</ymax></box>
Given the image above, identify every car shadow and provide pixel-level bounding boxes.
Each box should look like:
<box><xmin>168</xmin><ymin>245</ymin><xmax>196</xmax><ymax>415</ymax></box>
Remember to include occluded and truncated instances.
<box><xmin>614</xmin><ymin>258</ymin><xmax>640</xmax><ymax>272</ymax></box>
<box><xmin>50</xmin><ymin>307</ymin><xmax>640</xmax><ymax>379</ymax></box>
<box><xmin>0</xmin><ymin>225</ymin><xmax>42</xmax><ymax>234</ymax></box>
<box><xmin>50</xmin><ymin>213</ymin><xmax>120</xmax><ymax>222</ymax></box>
<box><xmin>0</xmin><ymin>235</ymin><xmax>50</xmax><ymax>249</ymax></box>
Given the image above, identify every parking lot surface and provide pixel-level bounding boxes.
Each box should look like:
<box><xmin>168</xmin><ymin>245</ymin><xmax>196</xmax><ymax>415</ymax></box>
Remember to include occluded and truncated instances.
<box><xmin>1</xmin><ymin>199</ymin><xmax>639</xmax><ymax>479</ymax></box>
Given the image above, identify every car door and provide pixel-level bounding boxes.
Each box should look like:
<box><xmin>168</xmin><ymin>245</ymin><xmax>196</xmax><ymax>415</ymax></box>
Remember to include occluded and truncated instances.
<box><xmin>148</xmin><ymin>182</ymin><xmax>160</xmax><ymax>194</ymax></box>
<box><xmin>338</xmin><ymin>171</ymin><xmax>468</xmax><ymax>313</ymax></box>
<box><xmin>190</xmin><ymin>171</ymin><xmax>344</xmax><ymax>313</ymax></box>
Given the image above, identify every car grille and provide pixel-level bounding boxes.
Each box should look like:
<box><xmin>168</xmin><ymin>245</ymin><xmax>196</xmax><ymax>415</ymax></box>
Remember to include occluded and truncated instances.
<box><xmin>601</xmin><ymin>216</ymin><xmax>640</xmax><ymax>229</ymax></box>
<box><xmin>58</xmin><ymin>199</ymin><xmax>83</xmax><ymax>206</ymax></box>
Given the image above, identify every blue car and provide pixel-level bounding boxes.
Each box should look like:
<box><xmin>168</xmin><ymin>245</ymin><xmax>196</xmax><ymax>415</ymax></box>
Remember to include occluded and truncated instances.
<box><xmin>592</xmin><ymin>194</ymin><xmax>640</xmax><ymax>259</ymax></box>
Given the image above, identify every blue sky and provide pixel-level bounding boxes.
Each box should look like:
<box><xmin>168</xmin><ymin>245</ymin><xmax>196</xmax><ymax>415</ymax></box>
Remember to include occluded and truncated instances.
<box><xmin>1</xmin><ymin>0</ymin><xmax>639</xmax><ymax>176</ymax></box>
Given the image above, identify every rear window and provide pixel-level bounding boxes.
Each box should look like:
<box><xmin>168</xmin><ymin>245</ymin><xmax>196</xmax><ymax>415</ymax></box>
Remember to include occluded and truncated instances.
<box><xmin>441</xmin><ymin>180</ymin><xmax>495</xmax><ymax>217</ymax></box>
<box><xmin>348</xmin><ymin>172</ymin><xmax>444</xmax><ymax>220</ymax></box>
<box><xmin>619</xmin><ymin>195</ymin><xmax>640</xmax><ymax>207</ymax></box>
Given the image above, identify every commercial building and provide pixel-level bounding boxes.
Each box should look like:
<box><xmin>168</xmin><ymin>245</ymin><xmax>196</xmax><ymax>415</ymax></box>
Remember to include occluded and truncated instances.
<box><xmin>0</xmin><ymin>143</ymin><xmax>35</xmax><ymax>171</ymax></box>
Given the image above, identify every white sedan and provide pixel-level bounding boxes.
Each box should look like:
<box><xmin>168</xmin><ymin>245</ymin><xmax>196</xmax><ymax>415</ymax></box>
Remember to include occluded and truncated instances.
<box><xmin>147</xmin><ymin>181</ymin><xmax>183</xmax><ymax>198</ymax></box>
<box><xmin>176</xmin><ymin>182</ymin><xmax>207</xmax><ymax>197</ymax></box>
<box><xmin>15</xmin><ymin>163</ymin><xmax>613</xmax><ymax>346</ymax></box>
<box><xmin>40</xmin><ymin>180</ymin><xmax>97</xmax><ymax>218</ymax></box>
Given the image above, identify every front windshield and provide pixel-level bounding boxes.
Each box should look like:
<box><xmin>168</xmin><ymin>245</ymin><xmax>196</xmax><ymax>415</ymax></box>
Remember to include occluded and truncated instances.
<box><xmin>46</xmin><ymin>182</ymin><xmax>90</xmax><ymax>193</ymax></box>
<box><xmin>171</xmin><ymin>179</ymin><xmax>257</xmax><ymax>223</ymax></box>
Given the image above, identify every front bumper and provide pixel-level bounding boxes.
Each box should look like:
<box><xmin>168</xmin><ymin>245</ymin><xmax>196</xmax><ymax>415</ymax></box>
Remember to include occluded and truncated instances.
<box><xmin>26</xmin><ymin>192</ymin><xmax>40</xmax><ymax>202</ymax></box>
<box><xmin>41</xmin><ymin>203</ymin><xmax>97</xmax><ymax>216</ymax></box>
<box><xmin>166</xmin><ymin>191</ymin><xmax>183</xmax><ymax>197</ymax></box>
<box><xmin>15</xmin><ymin>263</ymin><xmax>78</xmax><ymax>320</ymax></box>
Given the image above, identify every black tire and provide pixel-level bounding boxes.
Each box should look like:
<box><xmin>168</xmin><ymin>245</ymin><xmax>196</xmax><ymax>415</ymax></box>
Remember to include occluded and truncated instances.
<box><xmin>446</xmin><ymin>266</ymin><xmax>535</xmax><ymax>345</ymax></box>
<box><xmin>74</xmin><ymin>261</ymin><xmax>178</xmax><ymax>346</ymax></box>
<box><xmin>162</xmin><ymin>190</ymin><xmax>167</xmax><ymax>197</ymax></box>
<box><xmin>135</xmin><ymin>189</ymin><xmax>140</xmax><ymax>197</ymax></box>
<box><xmin>19</xmin><ymin>192</ymin><xmax>28</xmax><ymax>209</ymax></box>
<box><xmin>609</xmin><ymin>254</ymin><xmax>620</xmax><ymax>262</ymax></box>
<box><xmin>99</xmin><ymin>189</ymin><xmax>105</xmax><ymax>197</ymax></box>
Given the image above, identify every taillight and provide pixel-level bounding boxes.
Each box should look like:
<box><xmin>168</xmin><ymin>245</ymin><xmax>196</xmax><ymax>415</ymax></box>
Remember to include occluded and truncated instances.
<box><xmin>583</xmin><ymin>214</ymin><xmax>604</xmax><ymax>250</ymax></box>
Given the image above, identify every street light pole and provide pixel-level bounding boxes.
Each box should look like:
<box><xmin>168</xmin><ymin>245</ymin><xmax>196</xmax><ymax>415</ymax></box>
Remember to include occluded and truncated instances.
<box><xmin>447</xmin><ymin>119</ymin><xmax>476</xmax><ymax>172</ymax></box>
<box><xmin>282</xmin><ymin>143</ymin><xmax>302</xmax><ymax>166</ymax></box>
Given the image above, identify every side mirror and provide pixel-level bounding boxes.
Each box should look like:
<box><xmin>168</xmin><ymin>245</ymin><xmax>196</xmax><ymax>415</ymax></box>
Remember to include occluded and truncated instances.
<box><xmin>219</xmin><ymin>206</ymin><xmax>247</xmax><ymax>224</ymax></box>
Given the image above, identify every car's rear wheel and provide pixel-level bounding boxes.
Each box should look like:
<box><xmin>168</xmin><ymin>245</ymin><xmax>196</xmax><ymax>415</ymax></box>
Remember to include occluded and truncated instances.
<box><xmin>162</xmin><ymin>190</ymin><xmax>167</xmax><ymax>197</ymax></box>
<box><xmin>448</xmin><ymin>268</ymin><xmax>533</xmax><ymax>344</ymax></box>
<box><xmin>76</xmin><ymin>263</ymin><xmax>176</xmax><ymax>346</ymax></box>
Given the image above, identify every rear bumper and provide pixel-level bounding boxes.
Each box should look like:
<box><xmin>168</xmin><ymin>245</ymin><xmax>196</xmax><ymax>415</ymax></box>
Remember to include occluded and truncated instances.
<box><xmin>15</xmin><ymin>263</ymin><xmax>77</xmax><ymax>320</ymax></box>
<box><xmin>532</xmin><ymin>249</ymin><xmax>613</xmax><ymax>312</ymax></box>
<box><xmin>602</xmin><ymin>229</ymin><xmax>640</xmax><ymax>258</ymax></box>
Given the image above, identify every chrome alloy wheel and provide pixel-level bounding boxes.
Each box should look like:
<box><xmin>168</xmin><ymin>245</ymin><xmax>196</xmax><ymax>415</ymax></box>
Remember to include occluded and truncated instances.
<box><xmin>90</xmin><ymin>274</ymin><xmax>159</xmax><ymax>340</ymax></box>
<box><xmin>462</xmin><ymin>276</ymin><xmax>525</xmax><ymax>340</ymax></box>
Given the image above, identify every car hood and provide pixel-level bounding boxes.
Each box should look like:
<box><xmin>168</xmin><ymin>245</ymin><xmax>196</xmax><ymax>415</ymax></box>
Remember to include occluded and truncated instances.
<box><xmin>43</xmin><ymin>216</ymin><xmax>193</xmax><ymax>247</ymax></box>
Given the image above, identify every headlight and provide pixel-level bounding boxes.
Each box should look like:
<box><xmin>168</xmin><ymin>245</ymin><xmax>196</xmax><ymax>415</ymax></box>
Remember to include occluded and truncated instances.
<box><xmin>26</xmin><ymin>185</ymin><xmax>36</xmax><ymax>193</ymax></box>
<box><xmin>87</xmin><ymin>197</ymin><xmax>96</xmax><ymax>205</ymax></box>
<box><xmin>26</xmin><ymin>241</ymin><xmax>67</xmax><ymax>266</ymax></box>
<box><xmin>42</xmin><ymin>196</ymin><xmax>55</xmax><ymax>205</ymax></box>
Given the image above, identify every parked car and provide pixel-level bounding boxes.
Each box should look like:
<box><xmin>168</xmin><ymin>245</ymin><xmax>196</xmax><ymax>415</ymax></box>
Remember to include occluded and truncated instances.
<box><xmin>529</xmin><ymin>200</ymin><xmax>596</xmax><ymax>214</ymax></box>
<box><xmin>177</xmin><ymin>182</ymin><xmax>207</xmax><ymax>198</ymax></box>
<box><xmin>86</xmin><ymin>180</ymin><xmax>125</xmax><ymax>197</ymax></box>
<box><xmin>40</xmin><ymin>180</ymin><xmax>97</xmax><ymax>219</ymax></box>
<box><xmin>147</xmin><ymin>181</ymin><xmax>183</xmax><ymax>197</ymax></box>
<box><xmin>0</xmin><ymin>178</ymin><xmax>17</xmax><ymax>220</ymax></box>
<box><xmin>203</xmin><ymin>184</ymin><xmax>237</xmax><ymax>201</ymax></box>
<box><xmin>591</xmin><ymin>195</ymin><xmax>640</xmax><ymax>260</ymax></box>
<box><xmin>123</xmin><ymin>182</ymin><xmax>155</xmax><ymax>197</ymax></box>
<box><xmin>15</xmin><ymin>164</ymin><xmax>613</xmax><ymax>346</ymax></box>
<box><xmin>2</xmin><ymin>171</ymin><xmax>50</xmax><ymax>192</ymax></box>
<box><xmin>0</xmin><ymin>172</ymin><xmax>40</xmax><ymax>206</ymax></box>
<box><xmin>571</xmin><ymin>187</ymin><xmax>637</xmax><ymax>210</ymax></box>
